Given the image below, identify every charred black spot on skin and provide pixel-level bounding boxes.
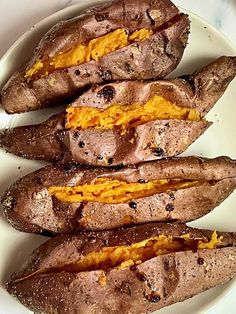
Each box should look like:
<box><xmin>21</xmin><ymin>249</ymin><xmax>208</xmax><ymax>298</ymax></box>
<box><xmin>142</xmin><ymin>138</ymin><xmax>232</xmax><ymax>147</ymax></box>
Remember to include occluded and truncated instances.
<box><xmin>165</xmin><ymin>203</ymin><xmax>175</xmax><ymax>212</ymax></box>
<box><xmin>97</xmin><ymin>155</ymin><xmax>103</xmax><ymax>160</ymax></box>
<box><xmin>79</xmin><ymin>141</ymin><xmax>85</xmax><ymax>148</ymax></box>
<box><xmin>125</xmin><ymin>63</ymin><xmax>134</xmax><ymax>74</ymax></box>
<box><xmin>85</xmin><ymin>72</ymin><xmax>92</xmax><ymax>78</ymax></box>
<box><xmin>95</xmin><ymin>12</ymin><xmax>109</xmax><ymax>22</ymax></box>
<box><xmin>88</xmin><ymin>235</ymin><xmax>96</xmax><ymax>244</ymax></box>
<box><xmin>102</xmin><ymin>239</ymin><xmax>109</xmax><ymax>245</ymax></box>
<box><xmin>144</xmin><ymin>292</ymin><xmax>161</xmax><ymax>303</ymax></box>
<box><xmin>108</xmin><ymin>158</ymin><xmax>113</xmax><ymax>165</ymax></box>
<box><xmin>136</xmin><ymin>272</ymin><xmax>148</xmax><ymax>282</ymax></box>
<box><xmin>99</xmin><ymin>69</ymin><xmax>113</xmax><ymax>81</ymax></box>
<box><xmin>117</xmin><ymin>281</ymin><xmax>132</xmax><ymax>296</ymax></box>
<box><xmin>73</xmin><ymin>131</ymin><xmax>80</xmax><ymax>138</ymax></box>
<box><xmin>132</xmin><ymin>13</ymin><xmax>141</xmax><ymax>23</ymax></box>
<box><xmin>167</xmin><ymin>192</ymin><xmax>175</xmax><ymax>200</ymax></box>
<box><xmin>130</xmin><ymin>265</ymin><xmax>137</xmax><ymax>272</ymax></box>
<box><xmin>138</xmin><ymin>179</ymin><xmax>146</xmax><ymax>183</ymax></box>
<box><xmin>153</xmin><ymin>147</ymin><xmax>164</xmax><ymax>157</ymax></box>
<box><xmin>34</xmin><ymin>47</ymin><xmax>39</xmax><ymax>54</ymax></box>
<box><xmin>129</xmin><ymin>201</ymin><xmax>137</xmax><ymax>209</ymax></box>
<box><xmin>133</xmin><ymin>268</ymin><xmax>155</xmax><ymax>291</ymax></box>
<box><xmin>17</xmin><ymin>151</ymin><xmax>28</xmax><ymax>159</ymax></box>
<box><xmin>97</xmin><ymin>86</ymin><xmax>116</xmax><ymax>103</ymax></box>
<box><xmin>74</xmin><ymin>69</ymin><xmax>80</xmax><ymax>76</ymax></box>
<box><xmin>180</xmin><ymin>75</ymin><xmax>196</xmax><ymax>91</ymax></box>
<box><xmin>197</xmin><ymin>257</ymin><xmax>205</xmax><ymax>265</ymax></box>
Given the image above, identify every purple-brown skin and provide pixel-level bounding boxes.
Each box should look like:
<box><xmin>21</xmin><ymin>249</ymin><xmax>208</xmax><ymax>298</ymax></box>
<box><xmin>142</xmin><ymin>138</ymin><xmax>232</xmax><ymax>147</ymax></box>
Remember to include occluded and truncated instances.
<box><xmin>1</xmin><ymin>56</ymin><xmax>236</xmax><ymax>166</ymax></box>
<box><xmin>1</xmin><ymin>156</ymin><xmax>236</xmax><ymax>234</ymax></box>
<box><xmin>6</xmin><ymin>223</ymin><xmax>236</xmax><ymax>314</ymax></box>
<box><xmin>0</xmin><ymin>0</ymin><xmax>190</xmax><ymax>113</ymax></box>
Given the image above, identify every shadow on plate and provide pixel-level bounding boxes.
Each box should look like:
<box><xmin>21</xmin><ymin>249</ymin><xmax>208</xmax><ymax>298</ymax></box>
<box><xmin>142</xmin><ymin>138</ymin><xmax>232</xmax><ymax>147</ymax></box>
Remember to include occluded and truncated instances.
<box><xmin>0</xmin><ymin>228</ymin><xmax>48</xmax><ymax>286</ymax></box>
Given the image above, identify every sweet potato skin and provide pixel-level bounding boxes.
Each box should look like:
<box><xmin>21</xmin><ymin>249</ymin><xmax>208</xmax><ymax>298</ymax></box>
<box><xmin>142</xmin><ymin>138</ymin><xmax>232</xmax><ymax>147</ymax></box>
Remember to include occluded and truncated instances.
<box><xmin>0</xmin><ymin>113</ymin><xmax>210</xmax><ymax>165</ymax></box>
<box><xmin>6</xmin><ymin>223</ymin><xmax>236</xmax><ymax>314</ymax></box>
<box><xmin>63</xmin><ymin>119</ymin><xmax>210</xmax><ymax>166</ymax></box>
<box><xmin>2</xmin><ymin>56</ymin><xmax>236</xmax><ymax>166</ymax></box>
<box><xmin>7</xmin><ymin>249</ymin><xmax>236</xmax><ymax>314</ymax></box>
<box><xmin>2</xmin><ymin>156</ymin><xmax>236</xmax><ymax>234</ymax></box>
<box><xmin>1</xmin><ymin>0</ymin><xmax>190</xmax><ymax>113</ymax></box>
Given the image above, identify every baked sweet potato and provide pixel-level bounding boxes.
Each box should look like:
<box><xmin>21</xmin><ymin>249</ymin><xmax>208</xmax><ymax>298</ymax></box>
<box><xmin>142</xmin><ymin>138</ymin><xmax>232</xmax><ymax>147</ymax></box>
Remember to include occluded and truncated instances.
<box><xmin>2</xmin><ymin>156</ymin><xmax>236</xmax><ymax>234</ymax></box>
<box><xmin>0</xmin><ymin>0</ymin><xmax>190</xmax><ymax>114</ymax></box>
<box><xmin>1</xmin><ymin>56</ymin><xmax>236</xmax><ymax>166</ymax></box>
<box><xmin>6</xmin><ymin>222</ymin><xmax>236</xmax><ymax>313</ymax></box>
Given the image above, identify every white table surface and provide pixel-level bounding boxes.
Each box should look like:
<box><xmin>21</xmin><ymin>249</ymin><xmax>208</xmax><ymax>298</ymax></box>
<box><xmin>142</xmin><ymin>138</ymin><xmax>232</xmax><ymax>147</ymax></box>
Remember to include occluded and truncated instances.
<box><xmin>0</xmin><ymin>0</ymin><xmax>235</xmax><ymax>313</ymax></box>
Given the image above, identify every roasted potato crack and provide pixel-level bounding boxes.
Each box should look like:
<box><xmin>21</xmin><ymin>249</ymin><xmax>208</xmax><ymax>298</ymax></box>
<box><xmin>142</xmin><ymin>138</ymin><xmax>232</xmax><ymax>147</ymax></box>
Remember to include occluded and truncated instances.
<box><xmin>66</xmin><ymin>95</ymin><xmax>201</xmax><ymax>132</ymax></box>
<box><xmin>16</xmin><ymin>232</ymin><xmax>222</xmax><ymax>283</ymax></box>
<box><xmin>25</xmin><ymin>28</ymin><xmax>153</xmax><ymax>78</ymax></box>
<box><xmin>48</xmin><ymin>178</ymin><xmax>203</xmax><ymax>204</ymax></box>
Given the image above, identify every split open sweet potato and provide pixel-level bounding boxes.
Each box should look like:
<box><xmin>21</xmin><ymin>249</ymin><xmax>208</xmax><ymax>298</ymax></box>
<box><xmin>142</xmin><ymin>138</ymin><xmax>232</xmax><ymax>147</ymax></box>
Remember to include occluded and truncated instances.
<box><xmin>2</xmin><ymin>156</ymin><xmax>236</xmax><ymax>234</ymax></box>
<box><xmin>1</xmin><ymin>56</ymin><xmax>236</xmax><ymax>166</ymax></box>
<box><xmin>6</xmin><ymin>222</ymin><xmax>236</xmax><ymax>313</ymax></box>
<box><xmin>1</xmin><ymin>0</ymin><xmax>190</xmax><ymax>113</ymax></box>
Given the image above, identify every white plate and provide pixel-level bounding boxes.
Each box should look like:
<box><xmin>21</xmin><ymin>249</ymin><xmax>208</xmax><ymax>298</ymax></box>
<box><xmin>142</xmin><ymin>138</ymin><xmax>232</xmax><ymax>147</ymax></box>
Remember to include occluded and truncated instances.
<box><xmin>0</xmin><ymin>2</ymin><xmax>236</xmax><ymax>313</ymax></box>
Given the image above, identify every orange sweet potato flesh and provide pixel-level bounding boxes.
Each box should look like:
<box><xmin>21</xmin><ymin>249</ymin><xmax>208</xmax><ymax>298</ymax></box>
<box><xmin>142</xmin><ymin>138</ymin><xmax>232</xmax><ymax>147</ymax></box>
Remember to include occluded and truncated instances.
<box><xmin>25</xmin><ymin>28</ymin><xmax>154</xmax><ymax>79</ymax></box>
<box><xmin>65</xmin><ymin>95</ymin><xmax>200</xmax><ymax>133</ymax></box>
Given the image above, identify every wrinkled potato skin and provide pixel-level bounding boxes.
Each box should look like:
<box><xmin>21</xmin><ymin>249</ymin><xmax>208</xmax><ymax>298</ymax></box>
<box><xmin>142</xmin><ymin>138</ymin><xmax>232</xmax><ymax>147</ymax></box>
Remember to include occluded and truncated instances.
<box><xmin>1</xmin><ymin>0</ymin><xmax>190</xmax><ymax>113</ymax></box>
<box><xmin>2</xmin><ymin>156</ymin><xmax>236</xmax><ymax>234</ymax></box>
<box><xmin>1</xmin><ymin>56</ymin><xmax>236</xmax><ymax>166</ymax></box>
<box><xmin>0</xmin><ymin>113</ymin><xmax>210</xmax><ymax>165</ymax></box>
<box><xmin>6</xmin><ymin>223</ymin><xmax>236</xmax><ymax>314</ymax></box>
